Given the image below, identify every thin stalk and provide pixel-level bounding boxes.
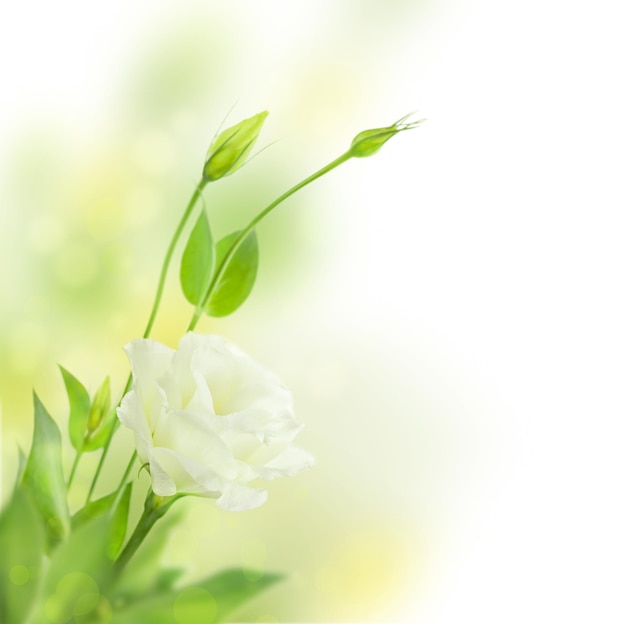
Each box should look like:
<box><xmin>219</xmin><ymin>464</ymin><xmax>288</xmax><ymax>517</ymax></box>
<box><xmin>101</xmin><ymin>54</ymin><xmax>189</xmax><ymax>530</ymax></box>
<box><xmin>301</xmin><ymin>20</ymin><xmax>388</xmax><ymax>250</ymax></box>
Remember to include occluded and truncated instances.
<box><xmin>67</xmin><ymin>451</ymin><xmax>81</xmax><ymax>489</ymax></box>
<box><xmin>143</xmin><ymin>180</ymin><xmax>207</xmax><ymax>338</ymax></box>
<box><xmin>114</xmin><ymin>490</ymin><xmax>180</xmax><ymax>574</ymax></box>
<box><xmin>187</xmin><ymin>151</ymin><xmax>352</xmax><ymax>331</ymax></box>
<box><xmin>86</xmin><ymin>180</ymin><xmax>207</xmax><ymax>504</ymax></box>
<box><xmin>85</xmin><ymin>375</ymin><xmax>132</xmax><ymax>504</ymax></box>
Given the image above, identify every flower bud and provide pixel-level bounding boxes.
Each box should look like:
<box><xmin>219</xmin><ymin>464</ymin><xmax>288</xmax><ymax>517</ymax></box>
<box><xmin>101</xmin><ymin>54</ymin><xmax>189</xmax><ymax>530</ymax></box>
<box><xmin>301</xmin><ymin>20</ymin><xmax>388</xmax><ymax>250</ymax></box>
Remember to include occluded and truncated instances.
<box><xmin>87</xmin><ymin>376</ymin><xmax>111</xmax><ymax>433</ymax></box>
<box><xmin>349</xmin><ymin>114</ymin><xmax>425</xmax><ymax>158</ymax></box>
<box><xmin>203</xmin><ymin>111</ymin><xmax>269</xmax><ymax>181</ymax></box>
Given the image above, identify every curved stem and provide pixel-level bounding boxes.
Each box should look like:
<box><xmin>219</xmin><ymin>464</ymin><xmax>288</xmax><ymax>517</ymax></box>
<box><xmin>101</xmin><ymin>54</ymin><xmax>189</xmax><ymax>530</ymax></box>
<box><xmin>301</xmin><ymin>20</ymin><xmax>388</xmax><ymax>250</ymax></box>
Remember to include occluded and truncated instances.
<box><xmin>143</xmin><ymin>180</ymin><xmax>207</xmax><ymax>338</ymax></box>
<box><xmin>85</xmin><ymin>375</ymin><xmax>131</xmax><ymax>504</ymax></box>
<box><xmin>86</xmin><ymin>181</ymin><xmax>207</xmax><ymax>504</ymax></box>
<box><xmin>67</xmin><ymin>451</ymin><xmax>81</xmax><ymax>489</ymax></box>
<box><xmin>187</xmin><ymin>151</ymin><xmax>352</xmax><ymax>331</ymax></box>
<box><xmin>114</xmin><ymin>490</ymin><xmax>180</xmax><ymax>574</ymax></box>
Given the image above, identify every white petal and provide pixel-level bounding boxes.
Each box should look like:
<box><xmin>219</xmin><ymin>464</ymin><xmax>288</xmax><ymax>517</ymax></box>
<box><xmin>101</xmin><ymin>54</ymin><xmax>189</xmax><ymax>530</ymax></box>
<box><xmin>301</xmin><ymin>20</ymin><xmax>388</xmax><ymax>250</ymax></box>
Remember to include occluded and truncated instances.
<box><xmin>254</xmin><ymin>446</ymin><xmax>315</xmax><ymax>480</ymax></box>
<box><xmin>147</xmin><ymin>450</ymin><xmax>177</xmax><ymax>497</ymax></box>
<box><xmin>124</xmin><ymin>340</ymin><xmax>174</xmax><ymax>420</ymax></box>
<box><xmin>151</xmin><ymin>446</ymin><xmax>221</xmax><ymax>496</ymax></box>
<box><xmin>117</xmin><ymin>390</ymin><xmax>152</xmax><ymax>448</ymax></box>
<box><xmin>152</xmin><ymin>409</ymin><xmax>238</xmax><ymax>480</ymax></box>
<box><xmin>217</xmin><ymin>482</ymin><xmax>267</xmax><ymax>511</ymax></box>
<box><xmin>125</xmin><ymin>339</ymin><xmax>174</xmax><ymax>387</ymax></box>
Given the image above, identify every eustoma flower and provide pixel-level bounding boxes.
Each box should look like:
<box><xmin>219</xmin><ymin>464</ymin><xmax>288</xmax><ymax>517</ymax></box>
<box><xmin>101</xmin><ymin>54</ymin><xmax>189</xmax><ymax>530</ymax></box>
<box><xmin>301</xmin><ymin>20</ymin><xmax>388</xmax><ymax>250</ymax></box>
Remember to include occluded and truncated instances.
<box><xmin>117</xmin><ymin>333</ymin><xmax>314</xmax><ymax>511</ymax></box>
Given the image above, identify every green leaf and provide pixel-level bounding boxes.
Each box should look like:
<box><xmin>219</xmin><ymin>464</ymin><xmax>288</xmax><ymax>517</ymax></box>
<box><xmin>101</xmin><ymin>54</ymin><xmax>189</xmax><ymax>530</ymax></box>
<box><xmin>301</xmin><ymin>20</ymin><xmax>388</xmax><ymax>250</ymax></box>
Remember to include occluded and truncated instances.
<box><xmin>110</xmin><ymin>568</ymin><xmax>284</xmax><ymax>624</ymax></box>
<box><xmin>36</xmin><ymin>514</ymin><xmax>115</xmax><ymax>624</ymax></box>
<box><xmin>153</xmin><ymin>567</ymin><xmax>187</xmax><ymax>592</ymax></box>
<box><xmin>72</xmin><ymin>483</ymin><xmax>132</xmax><ymax>560</ymax></box>
<box><xmin>180</xmin><ymin>210</ymin><xmax>214</xmax><ymax>306</ymax></box>
<box><xmin>22</xmin><ymin>393</ymin><xmax>70</xmax><ymax>550</ymax></box>
<box><xmin>60</xmin><ymin>366</ymin><xmax>91</xmax><ymax>452</ymax></box>
<box><xmin>83</xmin><ymin>408</ymin><xmax>117</xmax><ymax>452</ymax></box>
<box><xmin>202</xmin><ymin>569</ymin><xmax>285</xmax><ymax>622</ymax></box>
<box><xmin>14</xmin><ymin>446</ymin><xmax>27</xmax><ymax>491</ymax></box>
<box><xmin>206</xmin><ymin>230</ymin><xmax>259</xmax><ymax>317</ymax></box>
<box><xmin>0</xmin><ymin>486</ymin><xmax>46</xmax><ymax>624</ymax></box>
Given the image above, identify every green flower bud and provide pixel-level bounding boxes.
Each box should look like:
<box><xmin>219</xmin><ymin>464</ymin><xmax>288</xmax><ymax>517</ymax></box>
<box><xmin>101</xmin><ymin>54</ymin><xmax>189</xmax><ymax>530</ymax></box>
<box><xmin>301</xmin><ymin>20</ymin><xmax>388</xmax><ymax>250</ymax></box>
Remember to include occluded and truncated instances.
<box><xmin>87</xmin><ymin>376</ymin><xmax>110</xmax><ymax>433</ymax></box>
<box><xmin>203</xmin><ymin>111</ymin><xmax>269</xmax><ymax>181</ymax></box>
<box><xmin>349</xmin><ymin>114</ymin><xmax>425</xmax><ymax>158</ymax></box>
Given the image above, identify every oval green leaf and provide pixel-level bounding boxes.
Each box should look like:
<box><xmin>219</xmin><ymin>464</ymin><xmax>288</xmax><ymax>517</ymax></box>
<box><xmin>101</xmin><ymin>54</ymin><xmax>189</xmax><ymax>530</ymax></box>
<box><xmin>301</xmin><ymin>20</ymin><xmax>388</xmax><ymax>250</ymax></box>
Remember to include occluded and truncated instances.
<box><xmin>206</xmin><ymin>230</ymin><xmax>259</xmax><ymax>317</ymax></box>
<box><xmin>180</xmin><ymin>210</ymin><xmax>214</xmax><ymax>306</ymax></box>
<box><xmin>60</xmin><ymin>366</ymin><xmax>91</xmax><ymax>452</ymax></box>
<box><xmin>111</xmin><ymin>568</ymin><xmax>283</xmax><ymax>624</ymax></box>
<box><xmin>22</xmin><ymin>393</ymin><xmax>71</xmax><ymax>550</ymax></box>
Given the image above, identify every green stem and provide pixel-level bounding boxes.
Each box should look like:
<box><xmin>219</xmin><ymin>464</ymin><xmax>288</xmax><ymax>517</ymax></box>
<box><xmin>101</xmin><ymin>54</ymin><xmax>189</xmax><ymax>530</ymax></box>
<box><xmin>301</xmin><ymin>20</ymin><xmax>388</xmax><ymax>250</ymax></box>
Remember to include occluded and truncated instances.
<box><xmin>187</xmin><ymin>151</ymin><xmax>352</xmax><ymax>331</ymax></box>
<box><xmin>86</xmin><ymin>180</ymin><xmax>207</xmax><ymax>504</ymax></box>
<box><xmin>85</xmin><ymin>376</ymin><xmax>131</xmax><ymax>504</ymax></box>
<box><xmin>114</xmin><ymin>490</ymin><xmax>180</xmax><ymax>574</ymax></box>
<box><xmin>67</xmin><ymin>451</ymin><xmax>81</xmax><ymax>489</ymax></box>
<box><xmin>143</xmin><ymin>180</ymin><xmax>207</xmax><ymax>338</ymax></box>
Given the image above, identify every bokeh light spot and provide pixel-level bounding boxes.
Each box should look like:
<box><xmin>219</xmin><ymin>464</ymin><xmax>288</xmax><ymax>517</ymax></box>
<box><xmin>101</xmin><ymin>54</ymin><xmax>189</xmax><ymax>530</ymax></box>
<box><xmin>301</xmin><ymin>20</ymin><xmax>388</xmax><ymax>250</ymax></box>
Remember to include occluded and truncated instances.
<box><xmin>314</xmin><ymin>530</ymin><xmax>413</xmax><ymax>619</ymax></box>
<box><xmin>9</xmin><ymin>564</ymin><xmax>30</xmax><ymax>585</ymax></box>
<box><xmin>44</xmin><ymin>572</ymin><xmax>100</xmax><ymax>623</ymax></box>
<box><xmin>173</xmin><ymin>587</ymin><xmax>217</xmax><ymax>624</ymax></box>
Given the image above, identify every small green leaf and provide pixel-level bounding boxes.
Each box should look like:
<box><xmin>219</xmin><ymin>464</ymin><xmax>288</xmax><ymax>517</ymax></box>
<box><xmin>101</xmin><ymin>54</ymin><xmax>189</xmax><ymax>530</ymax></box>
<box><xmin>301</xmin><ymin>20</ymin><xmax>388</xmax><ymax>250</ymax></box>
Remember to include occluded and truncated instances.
<box><xmin>0</xmin><ymin>487</ymin><xmax>46</xmax><ymax>624</ymax></box>
<box><xmin>22</xmin><ymin>393</ymin><xmax>70</xmax><ymax>550</ymax></box>
<box><xmin>108</xmin><ymin>484</ymin><xmax>133</xmax><ymax>560</ymax></box>
<box><xmin>83</xmin><ymin>408</ymin><xmax>117</xmax><ymax>452</ymax></box>
<box><xmin>71</xmin><ymin>483</ymin><xmax>132</xmax><ymax>560</ymax></box>
<box><xmin>60</xmin><ymin>366</ymin><xmax>91</xmax><ymax>452</ymax></box>
<box><xmin>206</xmin><ymin>230</ymin><xmax>259</xmax><ymax>317</ymax></box>
<box><xmin>180</xmin><ymin>210</ymin><xmax>215</xmax><ymax>306</ymax></box>
<box><xmin>110</xmin><ymin>568</ymin><xmax>283</xmax><ymax>623</ymax></box>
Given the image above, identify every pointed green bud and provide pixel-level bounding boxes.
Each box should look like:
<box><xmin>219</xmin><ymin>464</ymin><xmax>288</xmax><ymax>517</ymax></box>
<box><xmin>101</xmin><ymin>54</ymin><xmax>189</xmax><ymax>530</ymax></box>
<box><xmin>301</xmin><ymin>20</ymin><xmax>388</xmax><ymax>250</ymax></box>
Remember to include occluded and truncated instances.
<box><xmin>203</xmin><ymin>111</ymin><xmax>269</xmax><ymax>181</ymax></box>
<box><xmin>349</xmin><ymin>114</ymin><xmax>425</xmax><ymax>158</ymax></box>
<box><xmin>87</xmin><ymin>376</ymin><xmax>111</xmax><ymax>433</ymax></box>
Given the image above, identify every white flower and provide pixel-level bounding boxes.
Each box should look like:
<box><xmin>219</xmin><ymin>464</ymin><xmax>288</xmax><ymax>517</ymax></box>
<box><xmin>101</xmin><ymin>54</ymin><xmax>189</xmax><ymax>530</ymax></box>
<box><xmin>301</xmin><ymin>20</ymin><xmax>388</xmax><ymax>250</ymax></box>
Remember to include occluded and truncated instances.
<box><xmin>117</xmin><ymin>332</ymin><xmax>314</xmax><ymax>511</ymax></box>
